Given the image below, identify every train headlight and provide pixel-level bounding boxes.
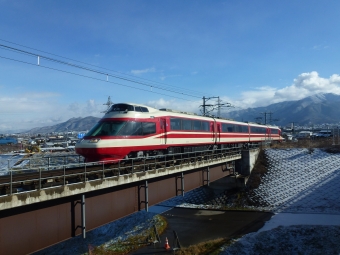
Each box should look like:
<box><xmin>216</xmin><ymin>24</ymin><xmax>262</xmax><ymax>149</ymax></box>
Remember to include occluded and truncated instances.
<box><xmin>89</xmin><ymin>138</ymin><xmax>101</xmax><ymax>143</ymax></box>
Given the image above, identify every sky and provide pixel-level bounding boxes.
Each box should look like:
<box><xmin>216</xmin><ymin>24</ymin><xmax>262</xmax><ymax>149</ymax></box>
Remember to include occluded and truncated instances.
<box><xmin>1</xmin><ymin>1</ymin><xmax>340</xmax><ymax>132</ymax></box>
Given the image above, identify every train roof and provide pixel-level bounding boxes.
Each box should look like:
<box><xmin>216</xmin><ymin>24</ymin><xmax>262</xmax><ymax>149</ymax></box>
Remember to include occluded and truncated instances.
<box><xmin>103</xmin><ymin>103</ymin><xmax>281</xmax><ymax>129</ymax></box>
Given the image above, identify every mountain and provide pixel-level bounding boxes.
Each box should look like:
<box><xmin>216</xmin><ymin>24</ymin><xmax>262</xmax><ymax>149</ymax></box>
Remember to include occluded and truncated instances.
<box><xmin>225</xmin><ymin>93</ymin><xmax>340</xmax><ymax>126</ymax></box>
<box><xmin>23</xmin><ymin>93</ymin><xmax>340</xmax><ymax>134</ymax></box>
<box><xmin>26</xmin><ymin>116</ymin><xmax>100</xmax><ymax>134</ymax></box>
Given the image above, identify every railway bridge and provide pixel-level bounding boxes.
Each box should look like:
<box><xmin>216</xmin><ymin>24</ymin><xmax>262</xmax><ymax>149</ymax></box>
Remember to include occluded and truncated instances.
<box><xmin>0</xmin><ymin>147</ymin><xmax>260</xmax><ymax>254</ymax></box>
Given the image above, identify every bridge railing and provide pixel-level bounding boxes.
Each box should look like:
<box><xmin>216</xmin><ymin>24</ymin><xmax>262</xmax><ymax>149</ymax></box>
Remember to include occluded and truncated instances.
<box><xmin>0</xmin><ymin>146</ymin><xmax>245</xmax><ymax>196</ymax></box>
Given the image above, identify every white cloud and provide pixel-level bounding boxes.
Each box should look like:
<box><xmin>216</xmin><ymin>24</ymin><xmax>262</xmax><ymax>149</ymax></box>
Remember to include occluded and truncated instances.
<box><xmin>231</xmin><ymin>71</ymin><xmax>340</xmax><ymax>109</ymax></box>
<box><xmin>0</xmin><ymin>92</ymin><xmax>104</xmax><ymax>132</ymax></box>
<box><xmin>146</xmin><ymin>98</ymin><xmax>202</xmax><ymax>114</ymax></box>
<box><xmin>159</xmin><ymin>74</ymin><xmax>181</xmax><ymax>81</ymax></box>
<box><xmin>130</xmin><ymin>67</ymin><xmax>156</xmax><ymax>75</ymax></box>
<box><xmin>274</xmin><ymin>71</ymin><xmax>340</xmax><ymax>100</ymax></box>
<box><xmin>312</xmin><ymin>44</ymin><xmax>329</xmax><ymax>50</ymax></box>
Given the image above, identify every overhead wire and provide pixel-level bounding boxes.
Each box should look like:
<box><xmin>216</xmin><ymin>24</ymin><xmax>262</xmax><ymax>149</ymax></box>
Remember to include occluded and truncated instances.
<box><xmin>0</xmin><ymin>55</ymin><xmax>196</xmax><ymax>102</ymax></box>
<box><xmin>0</xmin><ymin>43</ymin><xmax>202</xmax><ymax>99</ymax></box>
<box><xmin>0</xmin><ymin>39</ymin><xmax>212</xmax><ymax>98</ymax></box>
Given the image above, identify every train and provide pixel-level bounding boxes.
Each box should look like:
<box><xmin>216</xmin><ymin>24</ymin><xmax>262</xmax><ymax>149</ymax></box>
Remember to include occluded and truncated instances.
<box><xmin>75</xmin><ymin>103</ymin><xmax>283</xmax><ymax>162</ymax></box>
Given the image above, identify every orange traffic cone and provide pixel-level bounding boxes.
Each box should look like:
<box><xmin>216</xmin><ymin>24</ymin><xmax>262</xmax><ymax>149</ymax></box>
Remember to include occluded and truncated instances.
<box><xmin>164</xmin><ymin>237</ymin><xmax>171</xmax><ymax>250</ymax></box>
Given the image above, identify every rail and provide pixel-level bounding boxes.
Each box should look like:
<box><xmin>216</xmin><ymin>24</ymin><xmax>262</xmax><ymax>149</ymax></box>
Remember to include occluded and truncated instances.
<box><xmin>0</xmin><ymin>146</ymin><xmax>246</xmax><ymax>197</ymax></box>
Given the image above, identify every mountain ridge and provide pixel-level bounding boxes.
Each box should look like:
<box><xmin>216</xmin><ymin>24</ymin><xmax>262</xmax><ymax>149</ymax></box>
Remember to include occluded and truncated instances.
<box><xmin>26</xmin><ymin>116</ymin><xmax>101</xmax><ymax>134</ymax></box>
<box><xmin>225</xmin><ymin>93</ymin><xmax>340</xmax><ymax>126</ymax></box>
<box><xmin>20</xmin><ymin>93</ymin><xmax>340</xmax><ymax>134</ymax></box>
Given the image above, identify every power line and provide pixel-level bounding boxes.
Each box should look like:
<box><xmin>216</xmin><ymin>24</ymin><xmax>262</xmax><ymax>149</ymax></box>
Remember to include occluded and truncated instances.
<box><xmin>0</xmin><ymin>43</ymin><xmax>203</xmax><ymax>99</ymax></box>
<box><xmin>0</xmin><ymin>39</ymin><xmax>212</xmax><ymax>98</ymax></box>
<box><xmin>0</xmin><ymin>55</ymin><xmax>197</xmax><ymax>102</ymax></box>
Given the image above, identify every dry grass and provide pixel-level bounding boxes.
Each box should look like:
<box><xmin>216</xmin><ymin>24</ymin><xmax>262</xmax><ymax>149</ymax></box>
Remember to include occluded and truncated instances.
<box><xmin>173</xmin><ymin>238</ymin><xmax>232</xmax><ymax>255</ymax></box>
<box><xmin>0</xmin><ymin>144</ymin><xmax>22</xmax><ymax>153</ymax></box>
<box><xmin>271</xmin><ymin>138</ymin><xmax>335</xmax><ymax>149</ymax></box>
<box><xmin>90</xmin><ymin>215</ymin><xmax>167</xmax><ymax>255</ymax></box>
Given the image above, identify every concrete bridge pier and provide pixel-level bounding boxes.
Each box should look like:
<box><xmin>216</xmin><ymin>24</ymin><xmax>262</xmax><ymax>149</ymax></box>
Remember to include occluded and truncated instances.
<box><xmin>226</xmin><ymin>149</ymin><xmax>261</xmax><ymax>189</ymax></box>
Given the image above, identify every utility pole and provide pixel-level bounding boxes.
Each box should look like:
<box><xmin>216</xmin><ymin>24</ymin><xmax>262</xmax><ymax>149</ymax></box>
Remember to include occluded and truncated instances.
<box><xmin>202</xmin><ymin>96</ymin><xmax>206</xmax><ymax>116</ymax></box>
<box><xmin>290</xmin><ymin>122</ymin><xmax>297</xmax><ymax>136</ymax></box>
<box><xmin>259</xmin><ymin>112</ymin><xmax>278</xmax><ymax>125</ymax></box>
<box><xmin>201</xmin><ymin>96</ymin><xmax>217</xmax><ymax>116</ymax></box>
<box><xmin>201</xmin><ymin>96</ymin><xmax>232</xmax><ymax>117</ymax></box>
<box><xmin>102</xmin><ymin>96</ymin><xmax>114</xmax><ymax>113</ymax></box>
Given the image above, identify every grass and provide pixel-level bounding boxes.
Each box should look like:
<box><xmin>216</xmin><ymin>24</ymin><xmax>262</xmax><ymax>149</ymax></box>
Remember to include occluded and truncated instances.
<box><xmin>173</xmin><ymin>238</ymin><xmax>231</xmax><ymax>255</ymax></box>
<box><xmin>89</xmin><ymin>214</ymin><xmax>167</xmax><ymax>255</ymax></box>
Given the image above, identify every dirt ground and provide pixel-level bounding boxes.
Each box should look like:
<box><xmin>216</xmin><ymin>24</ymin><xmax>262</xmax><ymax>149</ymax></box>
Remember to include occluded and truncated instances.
<box><xmin>0</xmin><ymin>144</ymin><xmax>22</xmax><ymax>154</ymax></box>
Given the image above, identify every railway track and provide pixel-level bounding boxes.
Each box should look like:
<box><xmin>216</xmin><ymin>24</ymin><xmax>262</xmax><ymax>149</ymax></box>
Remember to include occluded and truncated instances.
<box><xmin>0</xmin><ymin>147</ymin><xmax>243</xmax><ymax>196</ymax></box>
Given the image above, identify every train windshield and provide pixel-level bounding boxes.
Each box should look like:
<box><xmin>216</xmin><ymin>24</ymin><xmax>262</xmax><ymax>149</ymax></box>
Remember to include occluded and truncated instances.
<box><xmin>86</xmin><ymin>121</ymin><xmax>126</xmax><ymax>136</ymax></box>
<box><xmin>108</xmin><ymin>104</ymin><xmax>134</xmax><ymax>112</ymax></box>
<box><xmin>86</xmin><ymin>121</ymin><xmax>155</xmax><ymax>136</ymax></box>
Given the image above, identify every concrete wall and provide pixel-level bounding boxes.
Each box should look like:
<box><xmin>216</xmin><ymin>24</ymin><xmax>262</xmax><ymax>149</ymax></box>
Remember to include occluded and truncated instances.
<box><xmin>234</xmin><ymin>149</ymin><xmax>260</xmax><ymax>188</ymax></box>
<box><xmin>235</xmin><ymin>149</ymin><xmax>260</xmax><ymax>176</ymax></box>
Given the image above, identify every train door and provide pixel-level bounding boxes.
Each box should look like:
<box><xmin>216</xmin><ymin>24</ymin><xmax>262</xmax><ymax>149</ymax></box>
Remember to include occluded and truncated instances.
<box><xmin>217</xmin><ymin>123</ymin><xmax>221</xmax><ymax>143</ymax></box>
<box><xmin>210</xmin><ymin>122</ymin><xmax>215</xmax><ymax>142</ymax></box>
<box><xmin>160</xmin><ymin>118</ymin><xmax>167</xmax><ymax>144</ymax></box>
<box><xmin>248</xmin><ymin>123</ymin><xmax>250</xmax><ymax>144</ymax></box>
<box><xmin>266</xmin><ymin>126</ymin><xmax>270</xmax><ymax>143</ymax></box>
<box><xmin>210</xmin><ymin>119</ymin><xmax>218</xmax><ymax>143</ymax></box>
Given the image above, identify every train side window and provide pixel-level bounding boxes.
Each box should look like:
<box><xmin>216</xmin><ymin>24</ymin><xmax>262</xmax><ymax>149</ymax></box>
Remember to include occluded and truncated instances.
<box><xmin>250</xmin><ymin>127</ymin><xmax>257</xmax><ymax>133</ymax></box>
<box><xmin>202</xmin><ymin>121</ymin><xmax>210</xmax><ymax>131</ymax></box>
<box><xmin>170</xmin><ymin>118</ymin><xmax>181</xmax><ymax>130</ymax></box>
<box><xmin>182</xmin><ymin>119</ymin><xmax>192</xmax><ymax>130</ymax></box>
<box><xmin>222</xmin><ymin>123</ymin><xmax>227</xmax><ymax>132</ymax></box>
<box><xmin>271</xmin><ymin>128</ymin><xmax>279</xmax><ymax>134</ymax></box>
<box><xmin>223</xmin><ymin>124</ymin><xmax>235</xmax><ymax>132</ymax></box>
<box><xmin>251</xmin><ymin>127</ymin><xmax>267</xmax><ymax>133</ymax></box>
<box><xmin>193</xmin><ymin>120</ymin><xmax>202</xmax><ymax>130</ymax></box>
<box><xmin>142</xmin><ymin>122</ymin><xmax>156</xmax><ymax>135</ymax></box>
<box><xmin>135</xmin><ymin>106</ymin><xmax>142</xmax><ymax>112</ymax></box>
<box><xmin>241</xmin><ymin>125</ymin><xmax>249</xmax><ymax>133</ymax></box>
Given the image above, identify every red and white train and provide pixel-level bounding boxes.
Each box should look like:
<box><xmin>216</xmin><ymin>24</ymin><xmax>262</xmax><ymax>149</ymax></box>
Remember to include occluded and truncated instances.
<box><xmin>75</xmin><ymin>103</ymin><xmax>283</xmax><ymax>162</ymax></box>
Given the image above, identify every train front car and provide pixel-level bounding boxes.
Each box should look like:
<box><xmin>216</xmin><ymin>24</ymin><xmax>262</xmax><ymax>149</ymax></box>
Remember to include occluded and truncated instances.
<box><xmin>75</xmin><ymin>103</ymin><xmax>161</xmax><ymax>162</ymax></box>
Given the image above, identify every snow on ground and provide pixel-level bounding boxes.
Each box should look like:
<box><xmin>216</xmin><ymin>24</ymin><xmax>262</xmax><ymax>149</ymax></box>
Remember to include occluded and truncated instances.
<box><xmin>219</xmin><ymin>148</ymin><xmax>340</xmax><ymax>254</ymax></box>
<box><xmin>0</xmin><ymin>152</ymin><xmax>83</xmax><ymax>175</ymax></box>
<box><xmin>5</xmin><ymin>148</ymin><xmax>340</xmax><ymax>254</ymax></box>
<box><xmin>0</xmin><ymin>154</ymin><xmax>25</xmax><ymax>175</ymax></box>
